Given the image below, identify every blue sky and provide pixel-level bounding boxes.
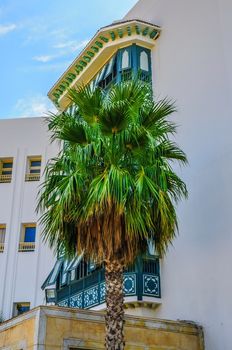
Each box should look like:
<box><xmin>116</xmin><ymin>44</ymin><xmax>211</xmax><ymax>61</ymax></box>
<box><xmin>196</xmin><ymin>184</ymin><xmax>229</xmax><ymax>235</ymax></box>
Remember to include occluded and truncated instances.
<box><xmin>0</xmin><ymin>0</ymin><xmax>137</xmax><ymax>119</ymax></box>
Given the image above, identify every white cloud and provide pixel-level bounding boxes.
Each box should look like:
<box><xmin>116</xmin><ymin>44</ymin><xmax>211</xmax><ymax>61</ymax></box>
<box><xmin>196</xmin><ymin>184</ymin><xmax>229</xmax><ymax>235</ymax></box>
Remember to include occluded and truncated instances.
<box><xmin>23</xmin><ymin>23</ymin><xmax>70</xmax><ymax>46</ymax></box>
<box><xmin>13</xmin><ymin>95</ymin><xmax>57</xmax><ymax>118</ymax></box>
<box><xmin>0</xmin><ymin>24</ymin><xmax>16</xmax><ymax>36</ymax></box>
<box><xmin>33</xmin><ymin>55</ymin><xmax>54</xmax><ymax>63</ymax></box>
<box><xmin>50</xmin><ymin>28</ymin><xmax>68</xmax><ymax>41</ymax></box>
<box><xmin>53</xmin><ymin>39</ymin><xmax>89</xmax><ymax>53</ymax></box>
<box><xmin>71</xmin><ymin>39</ymin><xmax>89</xmax><ymax>52</ymax></box>
<box><xmin>32</xmin><ymin>39</ymin><xmax>89</xmax><ymax>66</ymax></box>
<box><xmin>34</xmin><ymin>60</ymin><xmax>73</xmax><ymax>72</ymax></box>
<box><xmin>53</xmin><ymin>40</ymin><xmax>75</xmax><ymax>49</ymax></box>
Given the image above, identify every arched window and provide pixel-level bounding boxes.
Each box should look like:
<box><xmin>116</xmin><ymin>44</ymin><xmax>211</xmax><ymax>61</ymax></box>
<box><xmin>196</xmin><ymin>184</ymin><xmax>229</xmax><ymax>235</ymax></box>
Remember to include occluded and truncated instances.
<box><xmin>140</xmin><ymin>51</ymin><xmax>149</xmax><ymax>71</ymax></box>
<box><xmin>122</xmin><ymin>50</ymin><xmax>129</xmax><ymax>69</ymax></box>
<box><xmin>105</xmin><ymin>56</ymin><xmax>114</xmax><ymax>76</ymax></box>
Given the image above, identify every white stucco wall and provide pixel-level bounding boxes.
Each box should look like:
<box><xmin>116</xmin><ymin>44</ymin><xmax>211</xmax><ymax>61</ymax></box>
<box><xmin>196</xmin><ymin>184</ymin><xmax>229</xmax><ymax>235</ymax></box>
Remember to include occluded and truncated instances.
<box><xmin>0</xmin><ymin>117</ymin><xmax>57</xmax><ymax>320</ymax></box>
<box><xmin>125</xmin><ymin>1</ymin><xmax>232</xmax><ymax>350</ymax></box>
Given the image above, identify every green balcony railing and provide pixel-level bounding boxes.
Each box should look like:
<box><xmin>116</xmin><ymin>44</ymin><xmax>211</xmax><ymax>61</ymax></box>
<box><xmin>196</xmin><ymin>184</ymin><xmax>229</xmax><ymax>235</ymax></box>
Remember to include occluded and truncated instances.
<box><xmin>56</xmin><ymin>263</ymin><xmax>161</xmax><ymax>309</ymax></box>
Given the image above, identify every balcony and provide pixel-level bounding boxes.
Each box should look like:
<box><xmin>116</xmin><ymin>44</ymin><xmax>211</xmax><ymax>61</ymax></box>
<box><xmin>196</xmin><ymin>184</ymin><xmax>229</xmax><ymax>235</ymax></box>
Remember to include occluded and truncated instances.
<box><xmin>0</xmin><ymin>243</ymin><xmax>4</xmax><ymax>253</ymax></box>
<box><xmin>25</xmin><ymin>173</ymin><xmax>40</xmax><ymax>182</ymax></box>
<box><xmin>18</xmin><ymin>242</ymin><xmax>35</xmax><ymax>252</ymax></box>
<box><xmin>55</xmin><ymin>259</ymin><xmax>161</xmax><ymax>309</ymax></box>
<box><xmin>0</xmin><ymin>174</ymin><xmax>12</xmax><ymax>183</ymax></box>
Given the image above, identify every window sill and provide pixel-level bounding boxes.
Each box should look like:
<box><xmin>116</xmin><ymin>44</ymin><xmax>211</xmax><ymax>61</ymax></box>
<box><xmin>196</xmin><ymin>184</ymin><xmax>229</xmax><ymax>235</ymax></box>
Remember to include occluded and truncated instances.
<box><xmin>25</xmin><ymin>174</ymin><xmax>40</xmax><ymax>182</ymax></box>
<box><xmin>18</xmin><ymin>242</ymin><xmax>35</xmax><ymax>252</ymax></box>
<box><xmin>0</xmin><ymin>175</ymin><xmax>12</xmax><ymax>183</ymax></box>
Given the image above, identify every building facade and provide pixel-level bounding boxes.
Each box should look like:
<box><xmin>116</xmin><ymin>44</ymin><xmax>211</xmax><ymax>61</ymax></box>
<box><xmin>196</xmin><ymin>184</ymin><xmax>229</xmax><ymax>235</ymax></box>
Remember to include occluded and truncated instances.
<box><xmin>123</xmin><ymin>1</ymin><xmax>232</xmax><ymax>350</ymax></box>
<box><xmin>0</xmin><ymin>118</ymin><xmax>57</xmax><ymax>320</ymax></box>
<box><xmin>0</xmin><ymin>0</ymin><xmax>231</xmax><ymax>349</ymax></box>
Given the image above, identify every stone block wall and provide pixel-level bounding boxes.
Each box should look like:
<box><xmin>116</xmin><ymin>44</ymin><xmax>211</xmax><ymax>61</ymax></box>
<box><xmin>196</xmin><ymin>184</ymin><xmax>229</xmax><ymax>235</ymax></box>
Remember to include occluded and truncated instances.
<box><xmin>0</xmin><ymin>306</ymin><xmax>204</xmax><ymax>349</ymax></box>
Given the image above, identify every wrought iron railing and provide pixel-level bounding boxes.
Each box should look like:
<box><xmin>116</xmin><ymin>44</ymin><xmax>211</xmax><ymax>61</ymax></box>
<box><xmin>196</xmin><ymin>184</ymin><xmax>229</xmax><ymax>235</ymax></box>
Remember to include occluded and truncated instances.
<box><xmin>56</xmin><ymin>270</ymin><xmax>160</xmax><ymax>309</ymax></box>
<box><xmin>138</xmin><ymin>70</ymin><xmax>151</xmax><ymax>82</ymax></box>
<box><xmin>25</xmin><ymin>173</ymin><xmax>40</xmax><ymax>181</ymax></box>
<box><xmin>0</xmin><ymin>174</ymin><xmax>12</xmax><ymax>183</ymax></box>
<box><xmin>121</xmin><ymin>69</ymin><xmax>133</xmax><ymax>82</ymax></box>
<box><xmin>18</xmin><ymin>242</ymin><xmax>35</xmax><ymax>252</ymax></box>
<box><xmin>120</xmin><ymin>69</ymin><xmax>151</xmax><ymax>83</ymax></box>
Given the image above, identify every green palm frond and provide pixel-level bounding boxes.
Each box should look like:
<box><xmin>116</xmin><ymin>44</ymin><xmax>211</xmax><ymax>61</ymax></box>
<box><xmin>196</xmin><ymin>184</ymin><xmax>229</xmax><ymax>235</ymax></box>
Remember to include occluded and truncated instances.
<box><xmin>38</xmin><ymin>79</ymin><xmax>188</xmax><ymax>263</ymax></box>
<box><xmin>153</xmin><ymin>140</ymin><xmax>188</xmax><ymax>165</ymax></box>
<box><xmin>68</xmin><ymin>85</ymin><xmax>103</xmax><ymax>124</ymax></box>
<box><xmin>107</xmin><ymin>79</ymin><xmax>150</xmax><ymax>108</ymax></box>
<box><xmin>99</xmin><ymin>104</ymin><xmax>130</xmax><ymax>135</ymax></box>
<box><xmin>141</xmin><ymin>98</ymin><xmax>177</xmax><ymax>128</ymax></box>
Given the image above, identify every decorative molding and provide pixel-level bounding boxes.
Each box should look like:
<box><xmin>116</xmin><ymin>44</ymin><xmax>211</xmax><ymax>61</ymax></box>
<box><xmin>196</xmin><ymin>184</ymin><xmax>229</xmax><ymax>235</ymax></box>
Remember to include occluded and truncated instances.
<box><xmin>99</xmin><ymin>282</ymin><xmax>106</xmax><ymax>303</ymax></box>
<box><xmin>83</xmin><ymin>285</ymin><xmax>99</xmax><ymax>308</ymax></box>
<box><xmin>143</xmin><ymin>274</ymin><xmax>160</xmax><ymax>297</ymax></box>
<box><xmin>57</xmin><ymin>299</ymin><xmax>69</xmax><ymax>307</ymax></box>
<box><xmin>123</xmin><ymin>273</ymin><xmax>136</xmax><ymax>295</ymax></box>
<box><xmin>70</xmin><ymin>292</ymin><xmax>83</xmax><ymax>308</ymax></box>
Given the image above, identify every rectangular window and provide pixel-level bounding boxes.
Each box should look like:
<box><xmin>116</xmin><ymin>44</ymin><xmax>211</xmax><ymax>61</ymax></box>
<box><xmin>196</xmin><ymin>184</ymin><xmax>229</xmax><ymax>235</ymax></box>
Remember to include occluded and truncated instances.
<box><xmin>18</xmin><ymin>224</ymin><xmax>36</xmax><ymax>252</ymax></box>
<box><xmin>24</xmin><ymin>226</ymin><xmax>36</xmax><ymax>242</ymax></box>
<box><xmin>12</xmin><ymin>302</ymin><xmax>30</xmax><ymax>317</ymax></box>
<box><xmin>25</xmin><ymin>156</ymin><xmax>41</xmax><ymax>181</ymax></box>
<box><xmin>30</xmin><ymin>160</ymin><xmax>41</xmax><ymax>173</ymax></box>
<box><xmin>0</xmin><ymin>224</ymin><xmax>6</xmax><ymax>253</ymax></box>
<box><xmin>0</xmin><ymin>158</ymin><xmax>13</xmax><ymax>183</ymax></box>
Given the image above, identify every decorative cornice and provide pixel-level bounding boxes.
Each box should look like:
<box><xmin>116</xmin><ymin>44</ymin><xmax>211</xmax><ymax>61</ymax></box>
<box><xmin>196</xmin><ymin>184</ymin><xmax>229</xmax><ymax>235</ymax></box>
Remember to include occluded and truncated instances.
<box><xmin>48</xmin><ymin>19</ymin><xmax>161</xmax><ymax>111</ymax></box>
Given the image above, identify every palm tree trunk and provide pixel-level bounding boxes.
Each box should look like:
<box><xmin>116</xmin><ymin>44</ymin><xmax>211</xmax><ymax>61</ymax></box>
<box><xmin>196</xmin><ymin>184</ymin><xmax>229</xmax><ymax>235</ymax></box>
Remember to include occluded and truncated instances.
<box><xmin>105</xmin><ymin>259</ymin><xmax>125</xmax><ymax>350</ymax></box>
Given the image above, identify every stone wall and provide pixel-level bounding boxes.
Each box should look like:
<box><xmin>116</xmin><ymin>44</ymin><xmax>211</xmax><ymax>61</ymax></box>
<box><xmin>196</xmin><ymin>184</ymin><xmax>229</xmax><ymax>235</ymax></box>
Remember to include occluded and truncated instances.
<box><xmin>0</xmin><ymin>306</ymin><xmax>204</xmax><ymax>349</ymax></box>
<box><xmin>0</xmin><ymin>311</ymin><xmax>36</xmax><ymax>349</ymax></box>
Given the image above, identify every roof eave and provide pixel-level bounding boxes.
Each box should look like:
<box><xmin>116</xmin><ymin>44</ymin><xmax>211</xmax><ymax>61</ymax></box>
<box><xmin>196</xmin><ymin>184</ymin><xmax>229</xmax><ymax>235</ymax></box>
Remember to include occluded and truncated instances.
<box><xmin>48</xmin><ymin>19</ymin><xmax>161</xmax><ymax>111</ymax></box>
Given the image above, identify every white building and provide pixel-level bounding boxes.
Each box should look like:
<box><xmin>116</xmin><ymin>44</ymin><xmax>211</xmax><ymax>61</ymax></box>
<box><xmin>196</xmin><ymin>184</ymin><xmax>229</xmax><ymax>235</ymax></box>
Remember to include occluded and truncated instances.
<box><xmin>0</xmin><ymin>1</ymin><xmax>231</xmax><ymax>349</ymax></box>
<box><xmin>123</xmin><ymin>2</ymin><xmax>232</xmax><ymax>350</ymax></box>
<box><xmin>0</xmin><ymin>118</ymin><xmax>57</xmax><ymax>320</ymax></box>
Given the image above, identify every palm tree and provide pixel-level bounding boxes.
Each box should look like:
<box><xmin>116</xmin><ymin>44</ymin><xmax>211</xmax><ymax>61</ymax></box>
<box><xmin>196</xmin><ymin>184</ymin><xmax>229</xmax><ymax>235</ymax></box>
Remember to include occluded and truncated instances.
<box><xmin>38</xmin><ymin>80</ymin><xmax>188</xmax><ymax>350</ymax></box>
